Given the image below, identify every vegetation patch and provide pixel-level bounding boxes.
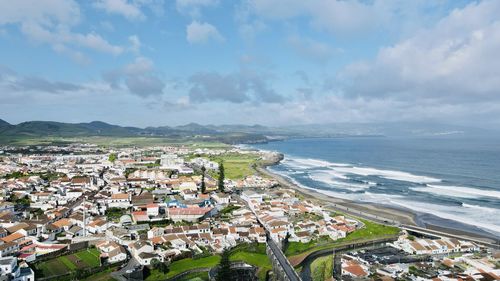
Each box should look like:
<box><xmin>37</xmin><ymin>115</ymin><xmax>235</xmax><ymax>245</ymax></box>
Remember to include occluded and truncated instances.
<box><xmin>310</xmin><ymin>255</ymin><xmax>333</xmax><ymax>281</ymax></box>
<box><xmin>208</xmin><ymin>153</ymin><xmax>261</xmax><ymax>179</ymax></box>
<box><xmin>146</xmin><ymin>244</ymin><xmax>271</xmax><ymax>281</ymax></box>
<box><xmin>35</xmin><ymin>248</ymin><xmax>102</xmax><ymax>279</ymax></box>
<box><xmin>146</xmin><ymin>256</ymin><xmax>220</xmax><ymax>280</ymax></box>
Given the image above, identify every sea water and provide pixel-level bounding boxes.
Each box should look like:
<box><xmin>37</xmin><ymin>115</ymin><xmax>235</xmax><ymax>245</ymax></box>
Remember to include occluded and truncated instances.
<box><xmin>253</xmin><ymin>136</ymin><xmax>500</xmax><ymax>238</ymax></box>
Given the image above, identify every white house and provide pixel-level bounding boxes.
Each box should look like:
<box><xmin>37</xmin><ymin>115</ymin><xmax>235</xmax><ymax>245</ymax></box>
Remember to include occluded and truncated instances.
<box><xmin>0</xmin><ymin>256</ymin><xmax>35</xmax><ymax>281</ymax></box>
<box><xmin>146</xmin><ymin>204</ymin><xmax>159</xmax><ymax>217</ymax></box>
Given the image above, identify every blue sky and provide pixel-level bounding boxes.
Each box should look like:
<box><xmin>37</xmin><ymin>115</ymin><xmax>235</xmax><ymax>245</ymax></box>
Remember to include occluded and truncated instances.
<box><xmin>1</xmin><ymin>0</ymin><xmax>500</xmax><ymax>128</ymax></box>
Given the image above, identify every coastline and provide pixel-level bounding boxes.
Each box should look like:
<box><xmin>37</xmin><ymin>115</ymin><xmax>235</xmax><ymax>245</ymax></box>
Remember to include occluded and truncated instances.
<box><xmin>256</xmin><ymin>155</ymin><xmax>499</xmax><ymax>244</ymax></box>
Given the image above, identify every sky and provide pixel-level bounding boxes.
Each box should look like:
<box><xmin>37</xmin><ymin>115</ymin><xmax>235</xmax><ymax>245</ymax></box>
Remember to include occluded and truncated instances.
<box><xmin>1</xmin><ymin>0</ymin><xmax>500</xmax><ymax>128</ymax></box>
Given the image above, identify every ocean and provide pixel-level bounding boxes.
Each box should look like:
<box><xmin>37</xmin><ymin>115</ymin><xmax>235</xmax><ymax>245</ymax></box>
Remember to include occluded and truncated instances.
<box><xmin>252</xmin><ymin>137</ymin><xmax>500</xmax><ymax>238</ymax></box>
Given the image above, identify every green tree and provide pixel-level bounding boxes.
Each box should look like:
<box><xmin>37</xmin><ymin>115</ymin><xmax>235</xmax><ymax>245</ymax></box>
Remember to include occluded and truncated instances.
<box><xmin>151</xmin><ymin>258</ymin><xmax>169</xmax><ymax>274</ymax></box>
<box><xmin>108</xmin><ymin>153</ymin><xmax>117</xmax><ymax>163</ymax></box>
<box><xmin>216</xmin><ymin>248</ymin><xmax>232</xmax><ymax>281</ymax></box>
<box><xmin>218</xmin><ymin>162</ymin><xmax>225</xmax><ymax>192</ymax></box>
<box><xmin>200</xmin><ymin>166</ymin><xmax>207</xmax><ymax>194</ymax></box>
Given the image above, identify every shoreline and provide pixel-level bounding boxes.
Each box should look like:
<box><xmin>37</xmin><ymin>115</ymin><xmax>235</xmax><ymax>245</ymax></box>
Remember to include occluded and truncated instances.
<box><xmin>255</xmin><ymin>156</ymin><xmax>499</xmax><ymax>244</ymax></box>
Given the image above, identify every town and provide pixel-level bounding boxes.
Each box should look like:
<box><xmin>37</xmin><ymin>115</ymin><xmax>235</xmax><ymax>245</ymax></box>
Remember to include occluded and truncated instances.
<box><xmin>0</xmin><ymin>143</ymin><xmax>498</xmax><ymax>281</ymax></box>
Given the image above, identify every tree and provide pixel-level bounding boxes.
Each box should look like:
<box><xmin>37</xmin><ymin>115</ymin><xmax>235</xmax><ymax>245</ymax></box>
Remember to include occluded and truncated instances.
<box><xmin>200</xmin><ymin>166</ymin><xmax>206</xmax><ymax>194</ymax></box>
<box><xmin>216</xmin><ymin>248</ymin><xmax>232</xmax><ymax>281</ymax></box>
<box><xmin>158</xmin><ymin>262</ymin><xmax>169</xmax><ymax>274</ymax></box>
<box><xmin>151</xmin><ymin>258</ymin><xmax>169</xmax><ymax>274</ymax></box>
<box><xmin>108</xmin><ymin>153</ymin><xmax>117</xmax><ymax>163</ymax></box>
<box><xmin>218</xmin><ymin>162</ymin><xmax>225</xmax><ymax>192</ymax></box>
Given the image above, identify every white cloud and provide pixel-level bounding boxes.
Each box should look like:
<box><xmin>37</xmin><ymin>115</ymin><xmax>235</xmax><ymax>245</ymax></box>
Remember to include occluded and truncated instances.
<box><xmin>128</xmin><ymin>35</ymin><xmax>142</xmax><ymax>53</ymax></box>
<box><xmin>0</xmin><ymin>0</ymin><xmax>80</xmax><ymax>27</ymax></box>
<box><xmin>339</xmin><ymin>0</ymin><xmax>500</xmax><ymax>103</ymax></box>
<box><xmin>247</xmin><ymin>0</ymin><xmax>459</xmax><ymax>35</ymax></box>
<box><xmin>186</xmin><ymin>21</ymin><xmax>224</xmax><ymax>44</ymax></box>
<box><xmin>0</xmin><ymin>0</ymin><xmax>124</xmax><ymax>59</ymax></box>
<box><xmin>124</xmin><ymin>57</ymin><xmax>154</xmax><ymax>74</ymax></box>
<box><xmin>104</xmin><ymin>57</ymin><xmax>165</xmax><ymax>97</ymax></box>
<box><xmin>93</xmin><ymin>0</ymin><xmax>145</xmax><ymax>20</ymax></box>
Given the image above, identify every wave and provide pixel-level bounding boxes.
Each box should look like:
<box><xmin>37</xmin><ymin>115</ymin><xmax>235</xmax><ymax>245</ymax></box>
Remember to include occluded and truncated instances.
<box><xmin>412</xmin><ymin>185</ymin><xmax>500</xmax><ymax>199</ymax></box>
<box><xmin>308</xmin><ymin>171</ymin><xmax>371</xmax><ymax>191</ymax></box>
<box><xmin>283</xmin><ymin>156</ymin><xmax>441</xmax><ymax>184</ymax></box>
<box><xmin>272</xmin><ymin>155</ymin><xmax>500</xmax><ymax>236</ymax></box>
<box><xmin>283</xmin><ymin>157</ymin><xmax>351</xmax><ymax>168</ymax></box>
<box><xmin>332</xmin><ymin>166</ymin><xmax>441</xmax><ymax>184</ymax></box>
<box><xmin>389</xmin><ymin>199</ymin><xmax>500</xmax><ymax>236</ymax></box>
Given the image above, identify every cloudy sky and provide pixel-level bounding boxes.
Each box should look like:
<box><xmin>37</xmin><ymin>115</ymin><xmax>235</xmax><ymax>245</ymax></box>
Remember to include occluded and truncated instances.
<box><xmin>1</xmin><ymin>0</ymin><xmax>500</xmax><ymax>128</ymax></box>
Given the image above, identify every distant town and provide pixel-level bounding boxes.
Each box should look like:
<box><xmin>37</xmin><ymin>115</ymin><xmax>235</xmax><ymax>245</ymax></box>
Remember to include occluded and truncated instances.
<box><xmin>0</xmin><ymin>143</ymin><xmax>498</xmax><ymax>281</ymax></box>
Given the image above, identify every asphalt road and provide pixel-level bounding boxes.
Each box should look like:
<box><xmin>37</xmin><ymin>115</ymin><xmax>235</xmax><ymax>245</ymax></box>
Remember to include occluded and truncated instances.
<box><xmin>266</xmin><ymin>236</ymin><xmax>302</xmax><ymax>281</ymax></box>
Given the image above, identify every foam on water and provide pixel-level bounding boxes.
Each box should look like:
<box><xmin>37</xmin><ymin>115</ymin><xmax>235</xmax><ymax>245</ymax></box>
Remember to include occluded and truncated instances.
<box><xmin>284</xmin><ymin>157</ymin><xmax>352</xmax><ymax>168</ymax></box>
<box><xmin>413</xmin><ymin>185</ymin><xmax>500</xmax><ymax>199</ymax></box>
<box><xmin>283</xmin><ymin>156</ymin><xmax>441</xmax><ymax>184</ymax></box>
<box><xmin>308</xmin><ymin>171</ymin><xmax>370</xmax><ymax>191</ymax></box>
<box><xmin>388</xmin><ymin>200</ymin><xmax>500</xmax><ymax>236</ymax></box>
<box><xmin>272</xmin><ymin>154</ymin><xmax>500</xmax><ymax>237</ymax></box>
<box><xmin>333</xmin><ymin>166</ymin><xmax>441</xmax><ymax>184</ymax></box>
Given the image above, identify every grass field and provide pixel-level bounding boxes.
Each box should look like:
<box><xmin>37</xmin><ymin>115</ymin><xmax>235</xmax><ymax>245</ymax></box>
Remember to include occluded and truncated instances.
<box><xmin>146</xmin><ymin>256</ymin><xmax>220</xmax><ymax>281</ymax></box>
<box><xmin>81</xmin><ymin>267</ymin><xmax>119</xmax><ymax>281</ymax></box>
<box><xmin>0</xmin><ymin>135</ymin><xmax>230</xmax><ymax>148</ymax></box>
<box><xmin>35</xmin><ymin>248</ymin><xmax>101</xmax><ymax>278</ymax></box>
<box><xmin>208</xmin><ymin>153</ymin><xmax>261</xmax><ymax>179</ymax></box>
<box><xmin>177</xmin><ymin>271</ymin><xmax>209</xmax><ymax>281</ymax></box>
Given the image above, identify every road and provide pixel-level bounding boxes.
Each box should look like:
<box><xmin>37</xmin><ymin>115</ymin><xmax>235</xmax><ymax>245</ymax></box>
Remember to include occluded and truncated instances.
<box><xmin>242</xmin><ymin>196</ymin><xmax>301</xmax><ymax>281</ymax></box>
<box><xmin>266</xmin><ymin>234</ymin><xmax>302</xmax><ymax>281</ymax></box>
<box><xmin>401</xmin><ymin>225</ymin><xmax>499</xmax><ymax>250</ymax></box>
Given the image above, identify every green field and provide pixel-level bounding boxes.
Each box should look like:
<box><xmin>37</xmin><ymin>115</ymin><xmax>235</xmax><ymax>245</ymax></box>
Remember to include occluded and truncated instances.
<box><xmin>146</xmin><ymin>256</ymin><xmax>220</xmax><ymax>281</ymax></box>
<box><xmin>35</xmin><ymin>248</ymin><xmax>101</xmax><ymax>278</ymax></box>
<box><xmin>208</xmin><ymin>153</ymin><xmax>261</xmax><ymax>179</ymax></box>
<box><xmin>81</xmin><ymin>267</ymin><xmax>119</xmax><ymax>281</ymax></box>
<box><xmin>0</xmin><ymin>135</ymin><xmax>230</xmax><ymax>148</ymax></box>
<box><xmin>176</xmin><ymin>271</ymin><xmax>209</xmax><ymax>281</ymax></box>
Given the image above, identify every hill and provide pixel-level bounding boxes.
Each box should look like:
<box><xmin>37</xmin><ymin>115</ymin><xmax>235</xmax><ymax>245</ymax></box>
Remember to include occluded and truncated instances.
<box><xmin>0</xmin><ymin>119</ymin><xmax>270</xmax><ymax>144</ymax></box>
<box><xmin>1</xmin><ymin>119</ymin><xmax>496</xmax><ymax>146</ymax></box>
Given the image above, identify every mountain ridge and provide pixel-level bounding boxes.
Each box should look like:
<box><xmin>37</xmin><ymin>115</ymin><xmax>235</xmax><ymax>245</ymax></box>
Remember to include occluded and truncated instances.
<box><xmin>0</xmin><ymin>119</ymin><xmax>497</xmax><ymax>143</ymax></box>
